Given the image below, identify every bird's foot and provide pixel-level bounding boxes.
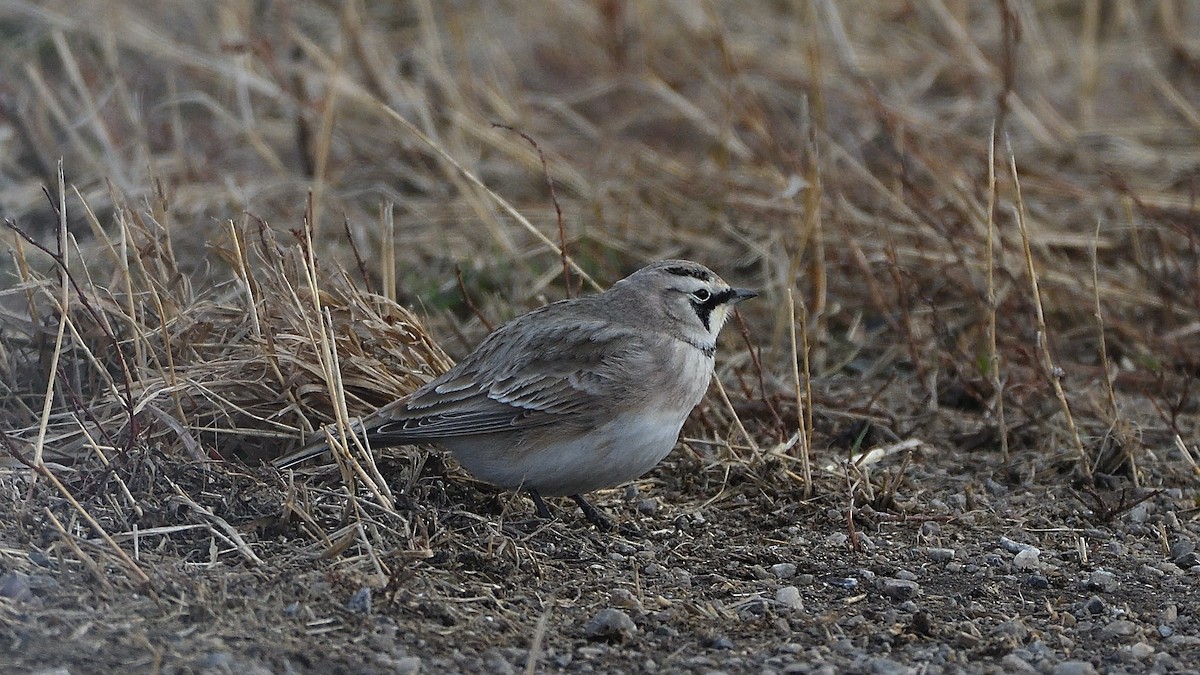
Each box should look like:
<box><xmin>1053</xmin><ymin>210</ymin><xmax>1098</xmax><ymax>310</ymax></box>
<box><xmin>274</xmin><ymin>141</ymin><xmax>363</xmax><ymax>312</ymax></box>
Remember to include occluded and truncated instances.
<box><xmin>570</xmin><ymin>494</ymin><xmax>614</xmax><ymax>531</ymax></box>
<box><xmin>529</xmin><ymin>490</ymin><xmax>554</xmax><ymax>520</ymax></box>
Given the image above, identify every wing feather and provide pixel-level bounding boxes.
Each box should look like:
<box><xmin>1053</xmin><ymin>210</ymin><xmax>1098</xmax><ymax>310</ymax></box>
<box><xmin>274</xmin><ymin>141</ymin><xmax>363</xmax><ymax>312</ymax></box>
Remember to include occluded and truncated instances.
<box><xmin>364</xmin><ymin>309</ymin><xmax>647</xmax><ymax>444</ymax></box>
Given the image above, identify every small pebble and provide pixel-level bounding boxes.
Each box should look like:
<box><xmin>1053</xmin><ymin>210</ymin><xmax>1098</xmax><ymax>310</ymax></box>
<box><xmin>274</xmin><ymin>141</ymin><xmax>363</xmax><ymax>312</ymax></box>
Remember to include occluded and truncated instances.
<box><xmin>1084</xmin><ymin>596</ymin><xmax>1107</xmax><ymax>615</ymax></box>
<box><xmin>1052</xmin><ymin>660</ymin><xmax>1097</xmax><ymax>675</ymax></box>
<box><xmin>1127</xmin><ymin>503</ymin><xmax>1150</xmax><ymax>523</ymax></box>
<box><xmin>826</xmin><ymin>577</ymin><xmax>858</xmax><ymax>591</ymax></box>
<box><xmin>1099</xmin><ymin>619</ymin><xmax>1137</xmax><ymax>640</ymax></box>
<box><xmin>1156</xmin><ymin>561</ymin><xmax>1184</xmax><ymax>575</ymax></box>
<box><xmin>771</xmin><ymin>563</ymin><xmax>797</xmax><ymax>579</ymax></box>
<box><xmin>1013</xmin><ymin>548</ymin><xmax>1041</xmax><ymax>570</ymax></box>
<box><xmin>583</xmin><ymin>608</ymin><xmax>637</xmax><ymax>641</ymax></box>
<box><xmin>1086</xmin><ymin>569</ymin><xmax>1118</xmax><ymax>593</ymax></box>
<box><xmin>926</xmin><ymin>547</ymin><xmax>956</xmax><ymax>562</ymax></box>
<box><xmin>1026</xmin><ymin>574</ymin><xmax>1050</xmax><ymax>589</ymax></box>
<box><xmin>346</xmin><ymin>586</ymin><xmax>371</xmax><ymax>615</ymax></box>
<box><xmin>1127</xmin><ymin>642</ymin><xmax>1154</xmax><ymax>659</ymax></box>
<box><xmin>608</xmin><ymin>588</ymin><xmax>644</xmax><ymax>613</ymax></box>
<box><xmin>1000</xmin><ymin>654</ymin><xmax>1038</xmax><ymax>673</ymax></box>
<box><xmin>1169</xmin><ymin>539</ymin><xmax>1196</xmax><ymax>562</ymax></box>
<box><xmin>1000</xmin><ymin>536</ymin><xmax>1036</xmax><ymax>553</ymax></box>
<box><xmin>393</xmin><ymin>656</ymin><xmax>421</xmax><ymax>675</ymax></box>
<box><xmin>483</xmin><ymin>649</ymin><xmax>516</xmax><ymax>675</ymax></box>
<box><xmin>867</xmin><ymin>657</ymin><xmax>909</xmax><ymax>674</ymax></box>
<box><xmin>0</xmin><ymin>573</ymin><xmax>33</xmax><ymax>603</ymax></box>
<box><xmin>709</xmin><ymin>635</ymin><xmax>734</xmax><ymax>650</ymax></box>
<box><xmin>1159</xmin><ymin>604</ymin><xmax>1178</xmax><ymax>623</ymax></box>
<box><xmin>880</xmin><ymin>578</ymin><xmax>920</xmax><ymax>601</ymax></box>
<box><xmin>825</xmin><ymin>532</ymin><xmax>848</xmax><ymax>547</ymax></box>
<box><xmin>775</xmin><ymin>586</ymin><xmax>803</xmax><ymax>610</ymax></box>
<box><xmin>910</xmin><ymin>610</ymin><xmax>933</xmax><ymax>637</ymax></box>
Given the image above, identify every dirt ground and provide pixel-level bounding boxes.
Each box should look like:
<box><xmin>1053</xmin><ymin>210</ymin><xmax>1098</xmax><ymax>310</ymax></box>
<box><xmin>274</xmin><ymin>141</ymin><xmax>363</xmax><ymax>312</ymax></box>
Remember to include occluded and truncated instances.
<box><xmin>3</xmin><ymin>388</ymin><xmax>1199</xmax><ymax>674</ymax></box>
<box><xmin>2</xmin><ymin>1</ymin><xmax>1200</xmax><ymax>673</ymax></box>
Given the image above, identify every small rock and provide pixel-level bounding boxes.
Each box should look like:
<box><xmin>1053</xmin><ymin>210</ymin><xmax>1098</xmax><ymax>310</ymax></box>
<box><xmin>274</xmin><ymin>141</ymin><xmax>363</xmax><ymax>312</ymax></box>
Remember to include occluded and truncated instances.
<box><xmin>775</xmin><ymin>586</ymin><xmax>803</xmax><ymax>610</ymax></box>
<box><xmin>608</xmin><ymin>588</ymin><xmax>644</xmax><ymax>613</ymax></box>
<box><xmin>643</xmin><ymin>563</ymin><xmax>667</xmax><ymax>577</ymax></box>
<box><xmin>1086</xmin><ymin>569</ymin><xmax>1118</xmax><ymax>593</ymax></box>
<box><xmin>482</xmin><ymin>649</ymin><xmax>516</xmax><ymax>675</ymax></box>
<box><xmin>393</xmin><ymin>656</ymin><xmax>421</xmax><ymax>674</ymax></box>
<box><xmin>1127</xmin><ymin>503</ymin><xmax>1151</xmax><ymax>523</ymax></box>
<box><xmin>1169</xmin><ymin>540</ymin><xmax>1198</xmax><ymax>566</ymax></box>
<box><xmin>1026</xmin><ymin>574</ymin><xmax>1049</xmax><ymax>589</ymax></box>
<box><xmin>1159</xmin><ymin>604</ymin><xmax>1178</xmax><ymax>623</ymax></box>
<box><xmin>1000</xmin><ymin>536</ymin><xmax>1036</xmax><ymax>553</ymax></box>
<box><xmin>825</xmin><ymin>532</ymin><xmax>848</xmax><ymax>547</ymax></box>
<box><xmin>671</xmin><ymin>568</ymin><xmax>692</xmax><ymax>587</ymax></box>
<box><xmin>910</xmin><ymin>611</ymin><xmax>933</xmax><ymax>637</ymax></box>
<box><xmin>1099</xmin><ymin>619</ymin><xmax>1138</xmax><ymax>640</ymax></box>
<box><xmin>992</xmin><ymin>619</ymin><xmax>1028</xmax><ymax>640</ymax></box>
<box><xmin>1013</xmin><ymin>548</ymin><xmax>1041</xmax><ymax>570</ymax></box>
<box><xmin>880</xmin><ymin>578</ymin><xmax>920</xmax><ymax>601</ymax></box>
<box><xmin>1157</xmin><ymin>625</ymin><xmax>1174</xmax><ymax>638</ymax></box>
<box><xmin>1156</xmin><ymin>561</ymin><xmax>1184</xmax><ymax>575</ymax></box>
<box><xmin>895</xmin><ymin>569</ymin><xmax>917</xmax><ymax>581</ymax></box>
<box><xmin>771</xmin><ymin>563</ymin><xmax>797</xmax><ymax>579</ymax></box>
<box><xmin>926</xmin><ymin>547</ymin><xmax>955</xmax><ymax>562</ymax></box>
<box><xmin>636</xmin><ymin>499</ymin><xmax>658</xmax><ymax>515</ymax></box>
<box><xmin>1139</xmin><ymin>563</ymin><xmax>1164</xmax><ymax>578</ymax></box>
<box><xmin>867</xmin><ymin>657</ymin><xmax>911</xmax><ymax>674</ymax></box>
<box><xmin>826</xmin><ymin>577</ymin><xmax>858</xmax><ymax>591</ymax></box>
<box><xmin>1127</xmin><ymin>642</ymin><xmax>1154</xmax><ymax>659</ymax></box>
<box><xmin>584</xmin><ymin>608</ymin><xmax>637</xmax><ymax>641</ymax></box>
<box><xmin>795</xmin><ymin>573</ymin><xmax>815</xmax><ymax>586</ymax></box>
<box><xmin>346</xmin><ymin>586</ymin><xmax>371</xmax><ymax>615</ymax></box>
<box><xmin>919</xmin><ymin>521</ymin><xmax>941</xmax><ymax>537</ymax></box>
<box><xmin>1052</xmin><ymin>661</ymin><xmax>1097</xmax><ymax>675</ymax></box>
<box><xmin>0</xmin><ymin>573</ymin><xmax>33</xmax><ymax>603</ymax></box>
<box><xmin>999</xmin><ymin>654</ymin><xmax>1038</xmax><ymax>673</ymax></box>
<box><xmin>709</xmin><ymin>635</ymin><xmax>734</xmax><ymax>650</ymax></box>
<box><xmin>1084</xmin><ymin>596</ymin><xmax>1107</xmax><ymax>615</ymax></box>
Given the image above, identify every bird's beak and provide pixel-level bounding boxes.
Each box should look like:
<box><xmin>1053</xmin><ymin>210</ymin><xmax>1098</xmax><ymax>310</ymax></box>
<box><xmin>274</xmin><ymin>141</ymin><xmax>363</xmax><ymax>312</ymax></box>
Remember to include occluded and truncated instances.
<box><xmin>729</xmin><ymin>288</ymin><xmax>757</xmax><ymax>305</ymax></box>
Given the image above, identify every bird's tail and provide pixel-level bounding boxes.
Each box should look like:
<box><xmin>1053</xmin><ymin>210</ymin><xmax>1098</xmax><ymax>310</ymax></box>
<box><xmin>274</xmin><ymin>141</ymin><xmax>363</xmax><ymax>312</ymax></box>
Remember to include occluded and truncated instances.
<box><xmin>271</xmin><ymin>420</ymin><xmax>367</xmax><ymax>469</ymax></box>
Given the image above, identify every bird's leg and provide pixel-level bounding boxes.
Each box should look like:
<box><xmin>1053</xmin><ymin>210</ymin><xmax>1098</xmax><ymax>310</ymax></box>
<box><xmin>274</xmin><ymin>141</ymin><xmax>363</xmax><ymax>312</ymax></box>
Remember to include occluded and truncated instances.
<box><xmin>529</xmin><ymin>490</ymin><xmax>554</xmax><ymax>519</ymax></box>
<box><xmin>570</xmin><ymin>494</ymin><xmax>614</xmax><ymax>531</ymax></box>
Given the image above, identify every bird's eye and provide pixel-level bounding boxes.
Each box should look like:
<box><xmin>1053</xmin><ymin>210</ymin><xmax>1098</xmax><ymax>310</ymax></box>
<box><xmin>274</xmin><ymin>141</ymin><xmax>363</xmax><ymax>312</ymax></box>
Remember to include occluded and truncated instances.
<box><xmin>691</xmin><ymin>288</ymin><xmax>711</xmax><ymax>302</ymax></box>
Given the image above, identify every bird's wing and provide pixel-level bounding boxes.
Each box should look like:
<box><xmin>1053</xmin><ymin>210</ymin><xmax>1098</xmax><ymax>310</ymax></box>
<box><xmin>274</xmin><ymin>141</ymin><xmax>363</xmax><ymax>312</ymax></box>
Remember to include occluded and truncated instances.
<box><xmin>365</xmin><ymin>311</ymin><xmax>650</xmax><ymax>442</ymax></box>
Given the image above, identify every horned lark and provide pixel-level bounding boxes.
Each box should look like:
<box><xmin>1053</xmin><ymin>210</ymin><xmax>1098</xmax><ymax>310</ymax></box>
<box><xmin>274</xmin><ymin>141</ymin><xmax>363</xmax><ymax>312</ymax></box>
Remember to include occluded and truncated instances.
<box><xmin>274</xmin><ymin>259</ymin><xmax>756</xmax><ymax>528</ymax></box>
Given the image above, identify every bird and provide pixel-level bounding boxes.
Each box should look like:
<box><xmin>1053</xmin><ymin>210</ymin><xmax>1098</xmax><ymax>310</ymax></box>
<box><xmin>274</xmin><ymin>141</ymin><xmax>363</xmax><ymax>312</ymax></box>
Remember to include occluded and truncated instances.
<box><xmin>273</xmin><ymin>259</ymin><xmax>756</xmax><ymax>528</ymax></box>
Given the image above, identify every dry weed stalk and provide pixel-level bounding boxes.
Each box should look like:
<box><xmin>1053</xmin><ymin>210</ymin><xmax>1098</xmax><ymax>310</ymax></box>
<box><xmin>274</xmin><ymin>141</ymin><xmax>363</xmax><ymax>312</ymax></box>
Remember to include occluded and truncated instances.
<box><xmin>1007</xmin><ymin>147</ymin><xmax>1091</xmax><ymax>481</ymax></box>
<box><xmin>2</xmin><ymin>182</ymin><xmax>459</xmax><ymax>566</ymax></box>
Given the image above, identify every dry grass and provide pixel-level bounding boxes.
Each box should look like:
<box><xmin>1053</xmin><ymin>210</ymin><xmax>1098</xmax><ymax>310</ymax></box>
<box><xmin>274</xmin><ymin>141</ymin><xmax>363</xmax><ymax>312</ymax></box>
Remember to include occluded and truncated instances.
<box><xmin>1</xmin><ymin>0</ymin><xmax>1199</xmax><ymax>670</ymax></box>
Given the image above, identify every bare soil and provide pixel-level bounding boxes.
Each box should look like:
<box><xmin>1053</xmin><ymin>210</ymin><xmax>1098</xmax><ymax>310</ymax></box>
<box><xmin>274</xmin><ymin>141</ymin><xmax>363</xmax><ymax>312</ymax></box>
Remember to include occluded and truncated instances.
<box><xmin>2</xmin><ymin>2</ymin><xmax>1200</xmax><ymax>674</ymax></box>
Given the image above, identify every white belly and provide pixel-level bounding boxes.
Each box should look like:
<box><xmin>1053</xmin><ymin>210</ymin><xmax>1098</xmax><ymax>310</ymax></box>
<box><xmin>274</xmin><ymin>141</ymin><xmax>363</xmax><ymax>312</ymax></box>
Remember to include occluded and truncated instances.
<box><xmin>449</xmin><ymin>408</ymin><xmax>690</xmax><ymax>497</ymax></box>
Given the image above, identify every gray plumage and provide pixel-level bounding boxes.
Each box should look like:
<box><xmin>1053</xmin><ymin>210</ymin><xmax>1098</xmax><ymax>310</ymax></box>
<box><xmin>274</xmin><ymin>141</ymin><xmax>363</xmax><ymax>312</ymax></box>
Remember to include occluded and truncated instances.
<box><xmin>273</xmin><ymin>259</ymin><xmax>755</xmax><ymax>524</ymax></box>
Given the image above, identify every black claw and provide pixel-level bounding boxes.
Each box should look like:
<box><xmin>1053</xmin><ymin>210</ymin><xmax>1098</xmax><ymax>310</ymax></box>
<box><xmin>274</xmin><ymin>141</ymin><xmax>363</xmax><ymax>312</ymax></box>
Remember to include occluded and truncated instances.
<box><xmin>570</xmin><ymin>494</ymin><xmax>614</xmax><ymax>531</ymax></box>
<box><xmin>530</xmin><ymin>490</ymin><xmax>553</xmax><ymax>519</ymax></box>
